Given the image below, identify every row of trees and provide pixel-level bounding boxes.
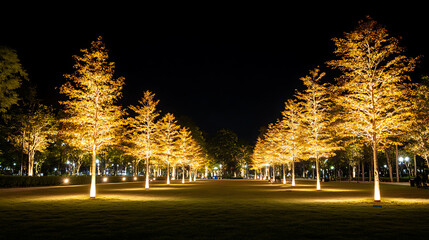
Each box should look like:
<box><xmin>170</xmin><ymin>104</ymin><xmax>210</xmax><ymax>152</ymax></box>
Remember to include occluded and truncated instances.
<box><xmin>0</xmin><ymin>37</ymin><xmax>209</xmax><ymax>198</ymax></box>
<box><xmin>253</xmin><ymin>17</ymin><xmax>425</xmax><ymax>202</ymax></box>
<box><xmin>60</xmin><ymin>37</ymin><xmax>212</xmax><ymax>197</ymax></box>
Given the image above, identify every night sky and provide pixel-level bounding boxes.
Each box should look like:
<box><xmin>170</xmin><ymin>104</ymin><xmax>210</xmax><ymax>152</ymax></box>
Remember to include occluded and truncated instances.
<box><xmin>1</xmin><ymin>4</ymin><xmax>428</xmax><ymax>143</ymax></box>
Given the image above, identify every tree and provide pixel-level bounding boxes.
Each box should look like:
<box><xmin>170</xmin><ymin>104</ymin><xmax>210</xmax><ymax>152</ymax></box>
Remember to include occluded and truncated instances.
<box><xmin>296</xmin><ymin>68</ymin><xmax>338</xmax><ymax>190</ymax></box>
<box><xmin>59</xmin><ymin>37</ymin><xmax>125</xmax><ymax>198</ymax></box>
<box><xmin>11</xmin><ymin>103</ymin><xmax>57</xmax><ymax>176</ymax></box>
<box><xmin>177</xmin><ymin>127</ymin><xmax>193</xmax><ymax>183</ymax></box>
<box><xmin>0</xmin><ymin>46</ymin><xmax>28</xmax><ymax>115</ymax></box>
<box><xmin>407</xmin><ymin>76</ymin><xmax>429</xmax><ymax>168</ymax></box>
<box><xmin>280</xmin><ymin>99</ymin><xmax>305</xmax><ymax>185</ymax></box>
<box><xmin>128</xmin><ymin>90</ymin><xmax>160</xmax><ymax>189</ymax></box>
<box><xmin>156</xmin><ymin>113</ymin><xmax>180</xmax><ymax>184</ymax></box>
<box><xmin>327</xmin><ymin>17</ymin><xmax>418</xmax><ymax>201</ymax></box>
<box><xmin>208</xmin><ymin>129</ymin><xmax>240</xmax><ymax>177</ymax></box>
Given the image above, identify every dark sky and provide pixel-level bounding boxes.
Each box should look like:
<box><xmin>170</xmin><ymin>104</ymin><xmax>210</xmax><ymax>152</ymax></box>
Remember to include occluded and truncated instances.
<box><xmin>1</xmin><ymin>4</ymin><xmax>428</xmax><ymax>143</ymax></box>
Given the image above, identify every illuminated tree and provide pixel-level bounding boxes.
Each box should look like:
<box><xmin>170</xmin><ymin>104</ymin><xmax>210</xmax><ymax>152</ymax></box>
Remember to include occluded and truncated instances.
<box><xmin>11</xmin><ymin>103</ymin><xmax>57</xmax><ymax>176</ymax></box>
<box><xmin>261</xmin><ymin>122</ymin><xmax>281</xmax><ymax>181</ymax></box>
<box><xmin>128</xmin><ymin>90</ymin><xmax>160</xmax><ymax>189</ymax></box>
<box><xmin>408</xmin><ymin>77</ymin><xmax>429</xmax><ymax>168</ymax></box>
<box><xmin>0</xmin><ymin>46</ymin><xmax>28</xmax><ymax>114</ymax></box>
<box><xmin>280</xmin><ymin>99</ymin><xmax>305</xmax><ymax>185</ymax></box>
<box><xmin>156</xmin><ymin>113</ymin><xmax>180</xmax><ymax>184</ymax></box>
<box><xmin>60</xmin><ymin>37</ymin><xmax>125</xmax><ymax>198</ymax></box>
<box><xmin>177</xmin><ymin>127</ymin><xmax>194</xmax><ymax>183</ymax></box>
<box><xmin>296</xmin><ymin>68</ymin><xmax>338</xmax><ymax>190</ymax></box>
<box><xmin>188</xmin><ymin>138</ymin><xmax>203</xmax><ymax>182</ymax></box>
<box><xmin>252</xmin><ymin>137</ymin><xmax>269</xmax><ymax>180</ymax></box>
<box><xmin>327</xmin><ymin>17</ymin><xmax>418</xmax><ymax>201</ymax></box>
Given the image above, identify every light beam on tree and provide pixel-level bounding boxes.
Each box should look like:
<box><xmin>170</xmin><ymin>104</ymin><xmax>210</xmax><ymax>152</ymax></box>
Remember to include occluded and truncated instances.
<box><xmin>60</xmin><ymin>37</ymin><xmax>124</xmax><ymax>198</ymax></box>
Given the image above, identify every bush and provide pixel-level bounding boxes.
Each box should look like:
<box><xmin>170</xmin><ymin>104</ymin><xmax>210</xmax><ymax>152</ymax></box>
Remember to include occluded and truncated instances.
<box><xmin>0</xmin><ymin>175</ymin><xmax>144</xmax><ymax>188</ymax></box>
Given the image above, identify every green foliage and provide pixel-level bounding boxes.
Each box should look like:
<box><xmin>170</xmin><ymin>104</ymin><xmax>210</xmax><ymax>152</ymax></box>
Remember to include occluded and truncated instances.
<box><xmin>0</xmin><ymin>46</ymin><xmax>28</xmax><ymax>114</ymax></box>
<box><xmin>207</xmin><ymin>129</ymin><xmax>240</xmax><ymax>175</ymax></box>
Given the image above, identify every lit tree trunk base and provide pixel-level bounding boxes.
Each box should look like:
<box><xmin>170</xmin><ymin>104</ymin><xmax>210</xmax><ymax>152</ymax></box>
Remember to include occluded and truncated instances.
<box><xmin>145</xmin><ymin>158</ymin><xmax>150</xmax><ymax>189</ymax></box>
<box><xmin>28</xmin><ymin>152</ymin><xmax>34</xmax><ymax>177</ymax></box>
<box><xmin>90</xmin><ymin>146</ymin><xmax>97</xmax><ymax>198</ymax></box>
<box><xmin>316</xmin><ymin>157</ymin><xmax>321</xmax><ymax>191</ymax></box>
<box><xmin>172</xmin><ymin>166</ymin><xmax>176</xmax><ymax>180</ymax></box>
<box><xmin>373</xmin><ymin>141</ymin><xmax>381</xmax><ymax>202</ymax></box>
<box><xmin>182</xmin><ymin>165</ymin><xmax>185</xmax><ymax>184</ymax></box>
<box><xmin>292</xmin><ymin>160</ymin><xmax>295</xmax><ymax>186</ymax></box>
<box><xmin>167</xmin><ymin>162</ymin><xmax>170</xmax><ymax>185</ymax></box>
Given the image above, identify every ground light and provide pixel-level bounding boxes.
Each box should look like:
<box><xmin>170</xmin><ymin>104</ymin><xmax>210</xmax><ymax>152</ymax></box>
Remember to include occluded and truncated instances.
<box><xmin>63</xmin><ymin>178</ymin><xmax>69</xmax><ymax>184</ymax></box>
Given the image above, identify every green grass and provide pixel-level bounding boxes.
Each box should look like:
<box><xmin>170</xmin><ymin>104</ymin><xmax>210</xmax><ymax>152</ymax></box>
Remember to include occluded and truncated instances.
<box><xmin>1</xmin><ymin>179</ymin><xmax>429</xmax><ymax>239</ymax></box>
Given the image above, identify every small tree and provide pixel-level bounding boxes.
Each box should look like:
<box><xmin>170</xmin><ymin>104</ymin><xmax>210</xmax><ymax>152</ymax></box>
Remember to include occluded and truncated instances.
<box><xmin>296</xmin><ymin>68</ymin><xmax>338</xmax><ymax>190</ymax></box>
<box><xmin>60</xmin><ymin>37</ymin><xmax>125</xmax><ymax>198</ymax></box>
<box><xmin>177</xmin><ymin>127</ymin><xmax>193</xmax><ymax>183</ymax></box>
<box><xmin>156</xmin><ymin>113</ymin><xmax>180</xmax><ymax>184</ymax></box>
<box><xmin>11</xmin><ymin>103</ymin><xmax>57</xmax><ymax>176</ymax></box>
<box><xmin>280</xmin><ymin>99</ymin><xmax>305</xmax><ymax>185</ymax></box>
<box><xmin>128</xmin><ymin>90</ymin><xmax>160</xmax><ymax>189</ymax></box>
<box><xmin>0</xmin><ymin>46</ymin><xmax>28</xmax><ymax>115</ymax></box>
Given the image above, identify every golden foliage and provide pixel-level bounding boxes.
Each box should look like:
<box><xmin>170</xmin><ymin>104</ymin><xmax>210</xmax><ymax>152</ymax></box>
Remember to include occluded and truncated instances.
<box><xmin>60</xmin><ymin>36</ymin><xmax>125</xmax><ymax>152</ymax></box>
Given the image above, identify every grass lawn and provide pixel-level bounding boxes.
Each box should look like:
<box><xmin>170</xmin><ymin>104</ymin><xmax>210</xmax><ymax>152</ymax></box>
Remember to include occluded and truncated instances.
<box><xmin>1</xmin><ymin>179</ymin><xmax>429</xmax><ymax>239</ymax></box>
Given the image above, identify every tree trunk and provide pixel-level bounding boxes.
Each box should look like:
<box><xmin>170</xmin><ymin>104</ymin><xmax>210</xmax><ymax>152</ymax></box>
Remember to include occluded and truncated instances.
<box><xmin>413</xmin><ymin>154</ymin><xmax>417</xmax><ymax>177</ymax></box>
<box><xmin>145</xmin><ymin>156</ymin><xmax>150</xmax><ymax>189</ymax></box>
<box><xmin>362</xmin><ymin>161</ymin><xmax>365</xmax><ymax>182</ymax></box>
<box><xmin>172</xmin><ymin>165</ymin><xmax>176</xmax><ymax>180</ymax></box>
<box><xmin>272</xmin><ymin>165</ymin><xmax>275</xmax><ymax>182</ymax></box>
<box><xmin>182</xmin><ymin>165</ymin><xmax>185</xmax><ymax>183</ymax></box>
<box><xmin>189</xmin><ymin>166</ymin><xmax>192</xmax><ymax>182</ymax></box>
<box><xmin>282</xmin><ymin>163</ymin><xmax>286</xmax><ymax>184</ymax></box>
<box><xmin>167</xmin><ymin>161</ymin><xmax>170</xmax><ymax>184</ymax></box>
<box><xmin>395</xmin><ymin>145</ymin><xmax>399</xmax><ymax>182</ymax></box>
<box><xmin>385</xmin><ymin>149</ymin><xmax>393</xmax><ymax>182</ymax></box>
<box><xmin>90</xmin><ymin>144</ymin><xmax>97</xmax><ymax>198</ymax></box>
<box><xmin>312</xmin><ymin>160</ymin><xmax>315</xmax><ymax>179</ymax></box>
<box><xmin>369</xmin><ymin>158</ymin><xmax>373</xmax><ymax>182</ymax></box>
<box><xmin>316</xmin><ymin>156</ymin><xmax>320</xmax><ymax>190</ymax></box>
<box><xmin>348</xmin><ymin>162</ymin><xmax>352</xmax><ymax>182</ymax></box>
<box><xmin>292</xmin><ymin>160</ymin><xmax>296</xmax><ymax>186</ymax></box>
<box><xmin>373</xmin><ymin>137</ymin><xmax>381</xmax><ymax>202</ymax></box>
<box><xmin>28</xmin><ymin>150</ymin><xmax>34</xmax><ymax>176</ymax></box>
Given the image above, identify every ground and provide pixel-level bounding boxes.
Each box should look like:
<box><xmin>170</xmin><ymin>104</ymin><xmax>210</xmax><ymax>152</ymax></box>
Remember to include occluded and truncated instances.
<box><xmin>1</xmin><ymin>179</ymin><xmax>428</xmax><ymax>239</ymax></box>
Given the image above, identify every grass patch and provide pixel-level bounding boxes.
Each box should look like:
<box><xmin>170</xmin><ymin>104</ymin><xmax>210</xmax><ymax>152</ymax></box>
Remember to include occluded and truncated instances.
<box><xmin>1</xmin><ymin>180</ymin><xmax>428</xmax><ymax>239</ymax></box>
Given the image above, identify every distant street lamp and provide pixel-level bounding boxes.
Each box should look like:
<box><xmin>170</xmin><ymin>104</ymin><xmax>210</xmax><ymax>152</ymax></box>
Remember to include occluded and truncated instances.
<box><xmin>399</xmin><ymin>156</ymin><xmax>411</xmax><ymax>180</ymax></box>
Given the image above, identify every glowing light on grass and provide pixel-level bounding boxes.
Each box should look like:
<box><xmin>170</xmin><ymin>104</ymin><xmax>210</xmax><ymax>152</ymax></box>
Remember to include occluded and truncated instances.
<box><xmin>133</xmin><ymin>177</ymin><xmax>137</xmax><ymax>181</ymax></box>
<box><xmin>103</xmin><ymin>177</ymin><xmax>108</xmax><ymax>182</ymax></box>
<box><xmin>64</xmin><ymin>178</ymin><xmax>69</xmax><ymax>184</ymax></box>
<box><xmin>122</xmin><ymin>177</ymin><xmax>126</xmax><ymax>181</ymax></box>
